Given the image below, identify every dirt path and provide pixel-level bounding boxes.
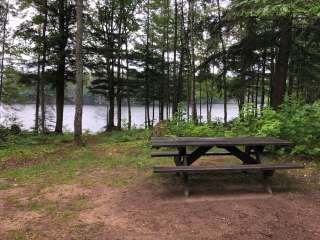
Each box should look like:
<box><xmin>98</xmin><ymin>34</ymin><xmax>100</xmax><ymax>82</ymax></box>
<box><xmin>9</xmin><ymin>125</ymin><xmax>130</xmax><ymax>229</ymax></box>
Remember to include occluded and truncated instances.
<box><xmin>1</xmin><ymin>177</ymin><xmax>319</xmax><ymax>240</ymax></box>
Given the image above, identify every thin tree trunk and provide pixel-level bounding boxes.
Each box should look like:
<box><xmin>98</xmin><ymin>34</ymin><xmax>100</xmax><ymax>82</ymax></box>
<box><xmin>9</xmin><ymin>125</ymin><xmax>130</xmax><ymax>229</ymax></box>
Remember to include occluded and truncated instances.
<box><xmin>0</xmin><ymin>0</ymin><xmax>8</xmax><ymax>103</ymax></box>
<box><xmin>269</xmin><ymin>48</ymin><xmax>275</xmax><ymax>107</ymax></box>
<box><xmin>288</xmin><ymin>59</ymin><xmax>294</xmax><ymax>99</ymax></box>
<box><xmin>145</xmin><ymin>0</ymin><xmax>151</xmax><ymax>127</ymax></box>
<box><xmin>40</xmin><ymin>0</ymin><xmax>48</xmax><ymax>133</ymax></box>
<box><xmin>74</xmin><ymin>0</ymin><xmax>84</xmax><ymax>144</ymax></box>
<box><xmin>255</xmin><ymin>66</ymin><xmax>259</xmax><ymax>116</ymax></box>
<box><xmin>177</xmin><ymin>0</ymin><xmax>185</xmax><ymax>117</ymax></box>
<box><xmin>165</xmin><ymin>0</ymin><xmax>170</xmax><ymax>120</ymax></box>
<box><xmin>205</xmin><ymin>79</ymin><xmax>211</xmax><ymax>122</ymax></box>
<box><xmin>199</xmin><ymin>80</ymin><xmax>202</xmax><ymax>123</ymax></box>
<box><xmin>172</xmin><ymin>0</ymin><xmax>178</xmax><ymax>115</ymax></box>
<box><xmin>107</xmin><ymin>3</ymin><xmax>115</xmax><ymax>131</ymax></box>
<box><xmin>159</xmin><ymin>12</ymin><xmax>165</xmax><ymax>122</ymax></box>
<box><xmin>260</xmin><ymin>50</ymin><xmax>266</xmax><ymax>111</ymax></box>
<box><xmin>116</xmin><ymin>4</ymin><xmax>123</xmax><ymax>130</ymax></box>
<box><xmin>125</xmin><ymin>30</ymin><xmax>131</xmax><ymax>130</ymax></box>
<box><xmin>217</xmin><ymin>0</ymin><xmax>227</xmax><ymax>124</ymax></box>
<box><xmin>35</xmin><ymin>52</ymin><xmax>41</xmax><ymax>132</ymax></box>
<box><xmin>189</xmin><ymin>0</ymin><xmax>197</xmax><ymax>122</ymax></box>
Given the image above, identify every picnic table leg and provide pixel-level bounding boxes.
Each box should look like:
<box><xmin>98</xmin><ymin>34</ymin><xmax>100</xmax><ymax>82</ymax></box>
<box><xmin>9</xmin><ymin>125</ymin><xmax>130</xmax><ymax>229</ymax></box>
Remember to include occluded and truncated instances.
<box><xmin>174</xmin><ymin>147</ymin><xmax>186</xmax><ymax>166</ymax></box>
<box><xmin>244</xmin><ymin>146</ymin><xmax>265</xmax><ymax>164</ymax></box>
<box><xmin>182</xmin><ymin>152</ymin><xmax>190</xmax><ymax>197</ymax></box>
<box><xmin>254</xmin><ymin>146</ymin><xmax>265</xmax><ymax>163</ymax></box>
<box><xmin>174</xmin><ymin>147</ymin><xmax>186</xmax><ymax>177</ymax></box>
<box><xmin>262</xmin><ymin>170</ymin><xmax>274</xmax><ymax>194</ymax></box>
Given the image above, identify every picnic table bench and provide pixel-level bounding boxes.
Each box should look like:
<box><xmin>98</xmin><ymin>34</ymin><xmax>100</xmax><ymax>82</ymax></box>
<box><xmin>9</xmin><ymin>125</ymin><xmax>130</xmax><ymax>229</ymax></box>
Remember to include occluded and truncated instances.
<box><xmin>151</xmin><ymin>136</ymin><xmax>305</xmax><ymax>196</ymax></box>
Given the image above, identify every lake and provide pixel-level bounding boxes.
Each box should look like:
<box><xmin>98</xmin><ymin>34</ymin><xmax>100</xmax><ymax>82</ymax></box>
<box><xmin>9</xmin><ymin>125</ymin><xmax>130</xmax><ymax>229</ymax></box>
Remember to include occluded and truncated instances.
<box><xmin>0</xmin><ymin>104</ymin><xmax>239</xmax><ymax>133</ymax></box>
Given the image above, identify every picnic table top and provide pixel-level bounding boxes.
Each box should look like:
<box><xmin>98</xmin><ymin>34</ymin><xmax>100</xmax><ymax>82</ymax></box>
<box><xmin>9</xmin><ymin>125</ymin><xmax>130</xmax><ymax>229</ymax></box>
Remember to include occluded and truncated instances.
<box><xmin>151</xmin><ymin>136</ymin><xmax>293</xmax><ymax>147</ymax></box>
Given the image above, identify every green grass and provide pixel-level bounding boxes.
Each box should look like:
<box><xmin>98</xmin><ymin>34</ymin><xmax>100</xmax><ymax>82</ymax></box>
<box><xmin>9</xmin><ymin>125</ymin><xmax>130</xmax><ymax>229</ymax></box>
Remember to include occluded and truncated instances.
<box><xmin>0</xmin><ymin>129</ymin><xmax>318</xmax><ymax>191</ymax></box>
<box><xmin>0</xmin><ymin>132</ymin><xmax>74</xmax><ymax>161</ymax></box>
<box><xmin>0</xmin><ymin>130</ymin><xmax>160</xmax><ymax>188</ymax></box>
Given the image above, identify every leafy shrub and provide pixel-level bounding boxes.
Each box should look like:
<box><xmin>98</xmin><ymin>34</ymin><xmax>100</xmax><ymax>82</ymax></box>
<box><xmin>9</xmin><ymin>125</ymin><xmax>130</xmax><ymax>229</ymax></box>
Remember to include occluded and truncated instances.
<box><xmin>167</xmin><ymin>101</ymin><xmax>320</xmax><ymax>157</ymax></box>
<box><xmin>168</xmin><ymin>121</ymin><xmax>225</xmax><ymax>137</ymax></box>
<box><xmin>231</xmin><ymin>101</ymin><xmax>320</xmax><ymax>156</ymax></box>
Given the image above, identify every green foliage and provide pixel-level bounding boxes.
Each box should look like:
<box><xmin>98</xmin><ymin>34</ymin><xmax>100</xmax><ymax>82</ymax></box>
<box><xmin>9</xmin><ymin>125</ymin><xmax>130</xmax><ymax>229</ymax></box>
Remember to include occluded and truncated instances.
<box><xmin>168</xmin><ymin>121</ymin><xmax>225</xmax><ymax>137</ymax></box>
<box><xmin>232</xmin><ymin>0</ymin><xmax>320</xmax><ymax>17</ymax></box>
<box><xmin>167</xmin><ymin>101</ymin><xmax>320</xmax><ymax>157</ymax></box>
<box><xmin>231</xmin><ymin>101</ymin><xmax>320</xmax><ymax>156</ymax></box>
<box><xmin>98</xmin><ymin>129</ymin><xmax>150</xmax><ymax>143</ymax></box>
<box><xmin>168</xmin><ymin>105</ymin><xmax>226</xmax><ymax>137</ymax></box>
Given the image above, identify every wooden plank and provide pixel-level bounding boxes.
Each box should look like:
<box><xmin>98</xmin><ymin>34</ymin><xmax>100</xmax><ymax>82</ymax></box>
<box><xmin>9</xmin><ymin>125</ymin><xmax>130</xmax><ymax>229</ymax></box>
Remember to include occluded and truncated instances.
<box><xmin>150</xmin><ymin>137</ymin><xmax>293</xmax><ymax>147</ymax></box>
<box><xmin>153</xmin><ymin>163</ymin><xmax>305</xmax><ymax>173</ymax></box>
<box><xmin>151</xmin><ymin>152</ymin><xmax>232</xmax><ymax>157</ymax></box>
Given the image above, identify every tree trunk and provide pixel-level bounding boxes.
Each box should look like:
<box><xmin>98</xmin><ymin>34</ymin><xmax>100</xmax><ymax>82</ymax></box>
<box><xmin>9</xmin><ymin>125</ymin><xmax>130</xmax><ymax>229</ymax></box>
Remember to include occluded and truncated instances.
<box><xmin>260</xmin><ymin>50</ymin><xmax>266</xmax><ymax>111</ymax></box>
<box><xmin>255</xmin><ymin>66</ymin><xmax>259</xmax><ymax>116</ymax></box>
<box><xmin>55</xmin><ymin>0</ymin><xmax>68</xmax><ymax>133</ymax></box>
<box><xmin>189</xmin><ymin>0</ymin><xmax>197</xmax><ymax>122</ymax></box>
<box><xmin>125</xmin><ymin>30</ymin><xmax>131</xmax><ymax>130</ymax></box>
<box><xmin>271</xmin><ymin>18</ymin><xmax>292</xmax><ymax>109</ymax></box>
<box><xmin>40</xmin><ymin>0</ymin><xmax>48</xmax><ymax>133</ymax></box>
<box><xmin>217</xmin><ymin>0</ymin><xmax>227</xmax><ymax>124</ymax></box>
<box><xmin>172</xmin><ymin>0</ymin><xmax>178</xmax><ymax>115</ymax></box>
<box><xmin>199</xmin><ymin>81</ymin><xmax>202</xmax><ymax>123</ymax></box>
<box><xmin>116</xmin><ymin>4</ymin><xmax>123</xmax><ymax>130</ymax></box>
<box><xmin>177</xmin><ymin>0</ymin><xmax>185</xmax><ymax>117</ymax></box>
<box><xmin>0</xmin><ymin>0</ymin><xmax>8</xmax><ymax>103</ymax></box>
<box><xmin>107</xmin><ymin>3</ymin><xmax>115</xmax><ymax>131</ymax></box>
<box><xmin>145</xmin><ymin>0</ymin><xmax>151</xmax><ymax>127</ymax></box>
<box><xmin>269</xmin><ymin>48</ymin><xmax>275</xmax><ymax>107</ymax></box>
<box><xmin>107</xmin><ymin>61</ymin><xmax>115</xmax><ymax>131</ymax></box>
<box><xmin>287</xmin><ymin>59</ymin><xmax>294</xmax><ymax>98</ymax></box>
<box><xmin>35</xmin><ymin>52</ymin><xmax>41</xmax><ymax>132</ymax></box>
<box><xmin>74</xmin><ymin>0</ymin><xmax>84</xmax><ymax>145</ymax></box>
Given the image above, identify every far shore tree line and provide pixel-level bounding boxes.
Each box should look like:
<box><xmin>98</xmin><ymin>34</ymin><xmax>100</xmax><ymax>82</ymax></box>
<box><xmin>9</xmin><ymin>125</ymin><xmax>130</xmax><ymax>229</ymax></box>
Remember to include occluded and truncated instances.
<box><xmin>0</xmin><ymin>0</ymin><xmax>319</xmax><ymax>142</ymax></box>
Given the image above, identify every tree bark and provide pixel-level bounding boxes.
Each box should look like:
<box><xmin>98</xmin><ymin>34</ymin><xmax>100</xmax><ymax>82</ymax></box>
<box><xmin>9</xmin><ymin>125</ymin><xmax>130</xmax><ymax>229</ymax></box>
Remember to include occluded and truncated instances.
<box><xmin>0</xmin><ymin>0</ymin><xmax>8</xmax><ymax>103</ymax></box>
<box><xmin>35</xmin><ymin>52</ymin><xmax>41</xmax><ymax>132</ymax></box>
<box><xmin>177</xmin><ymin>0</ymin><xmax>185</xmax><ymax>118</ymax></box>
<box><xmin>165</xmin><ymin>0</ymin><xmax>170</xmax><ymax>120</ymax></box>
<box><xmin>74</xmin><ymin>0</ymin><xmax>84</xmax><ymax>145</ymax></box>
<box><xmin>40</xmin><ymin>0</ymin><xmax>48</xmax><ymax>133</ymax></box>
<box><xmin>55</xmin><ymin>0</ymin><xmax>68</xmax><ymax>133</ymax></box>
<box><xmin>269</xmin><ymin>48</ymin><xmax>275</xmax><ymax>106</ymax></box>
<box><xmin>145</xmin><ymin>0</ymin><xmax>151</xmax><ymax>127</ymax></box>
<box><xmin>172</xmin><ymin>0</ymin><xmax>178</xmax><ymax>115</ymax></box>
<box><xmin>189</xmin><ymin>0</ymin><xmax>197</xmax><ymax>122</ymax></box>
<box><xmin>125</xmin><ymin>28</ymin><xmax>131</xmax><ymax>130</ymax></box>
<box><xmin>260</xmin><ymin>50</ymin><xmax>266</xmax><ymax>111</ymax></box>
<box><xmin>107</xmin><ymin>2</ymin><xmax>115</xmax><ymax>131</ymax></box>
<box><xmin>217</xmin><ymin>0</ymin><xmax>227</xmax><ymax>124</ymax></box>
<box><xmin>116</xmin><ymin>3</ymin><xmax>123</xmax><ymax>130</ymax></box>
<box><xmin>271</xmin><ymin>18</ymin><xmax>292</xmax><ymax>109</ymax></box>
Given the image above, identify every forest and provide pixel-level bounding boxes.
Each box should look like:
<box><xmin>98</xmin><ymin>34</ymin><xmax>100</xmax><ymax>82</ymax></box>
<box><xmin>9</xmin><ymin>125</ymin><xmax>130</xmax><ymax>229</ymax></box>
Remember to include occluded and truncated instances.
<box><xmin>0</xmin><ymin>0</ymin><xmax>318</xmax><ymax>133</ymax></box>
<box><xmin>1</xmin><ymin>1</ymin><xmax>320</xmax><ymax>239</ymax></box>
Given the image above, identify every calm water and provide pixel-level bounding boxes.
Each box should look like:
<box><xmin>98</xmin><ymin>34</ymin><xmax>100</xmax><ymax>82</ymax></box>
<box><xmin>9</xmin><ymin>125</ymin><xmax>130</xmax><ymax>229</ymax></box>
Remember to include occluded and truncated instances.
<box><xmin>0</xmin><ymin>104</ymin><xmax>239</xmax><ymax>133</ymax></box>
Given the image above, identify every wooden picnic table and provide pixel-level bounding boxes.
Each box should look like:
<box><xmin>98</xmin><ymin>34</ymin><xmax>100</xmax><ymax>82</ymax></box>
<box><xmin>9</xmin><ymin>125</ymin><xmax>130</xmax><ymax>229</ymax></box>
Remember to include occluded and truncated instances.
<box><xmin>151</xmin><ymin>136</ymin><xmax>293</xmax><ymax>165</ymax></box>
<box><xmin>151</xmin><ymin>136</ymin><xmax>304</xmax><ymax>196</ymax></box>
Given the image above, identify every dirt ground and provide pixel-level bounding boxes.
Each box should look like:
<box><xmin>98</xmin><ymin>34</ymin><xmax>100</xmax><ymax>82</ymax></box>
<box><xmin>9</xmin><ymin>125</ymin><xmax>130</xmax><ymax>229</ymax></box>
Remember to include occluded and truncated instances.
<box><xmin>1</xmin><ymin>173</ymin><xmax>320</xmax><ymax>240</ymax></box>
